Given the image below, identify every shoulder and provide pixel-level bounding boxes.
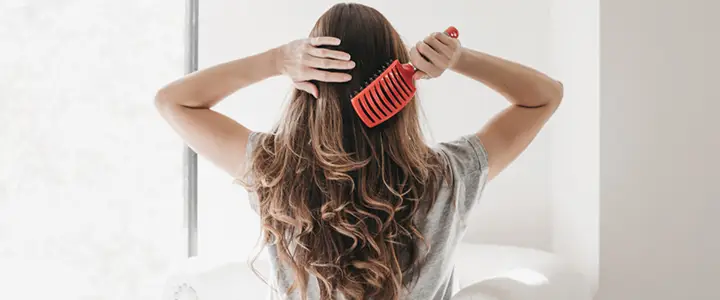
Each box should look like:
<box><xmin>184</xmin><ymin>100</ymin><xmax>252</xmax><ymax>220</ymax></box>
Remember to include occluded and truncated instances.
<box><xmin>428</xmin><ymin>134</ymin><xmax>490</xmax><ymax>225</ymax></box>
<box><xmin>432</xmin><ymin>134</ymin><xmax>489</xmax><ymax>178</ymax></box>
<box><xmin>247</xmin><ymin>131</ymin><xmax>268</xmax><ymax>147</ymax></box>
<box><xmin>245</xmin><ymin>131</ymin><xmax>273</xmax><ymax>155</ymax></box>
<box><xmin>243</xmin><ymin>131</ymin><xmax>271</xmax><ymax>214</ymax></box>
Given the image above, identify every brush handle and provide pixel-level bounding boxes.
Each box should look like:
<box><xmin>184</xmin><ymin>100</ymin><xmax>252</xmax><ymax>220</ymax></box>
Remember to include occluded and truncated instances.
<box><xmin>444</xmin><ymin>26</ymin><xmax>459</xmax><ymax>38</ymax></box>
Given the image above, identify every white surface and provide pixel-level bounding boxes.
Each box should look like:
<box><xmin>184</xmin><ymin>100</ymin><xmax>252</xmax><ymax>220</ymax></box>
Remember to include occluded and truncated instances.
<box><xmin>598</xmin><ymin>0</ymin><xmax>720</xmax><ymax>299</ymax></box>
<box><xmin>199</xmin><ymin>0</ymin><xmax>555</xmax><ymax>260</ymax></box>
<box><xmin>548</xmin><ymin>0</ymin><xmax>600</xmax><ymax>291</ymax></box>
<box><xmin>454</xmin><ymin>244</ymin><xmax>592</xmax><ymax>299</ymax></box>
<box><xmin>164</xmin><ymin>244</ymin><xmax>589</xmax><ymax>300</ymax></box>
<box><xmin>163</xmin><ymin>258</ymin><xmax>270</xmax><ymax>300</ymax></box>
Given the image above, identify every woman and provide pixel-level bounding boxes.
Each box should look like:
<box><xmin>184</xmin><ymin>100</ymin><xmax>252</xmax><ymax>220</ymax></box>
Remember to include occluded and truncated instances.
<box><xmin>156</xmin><ymin>3</ymin><xmax>562</xmax><ymax>300</ymax></box>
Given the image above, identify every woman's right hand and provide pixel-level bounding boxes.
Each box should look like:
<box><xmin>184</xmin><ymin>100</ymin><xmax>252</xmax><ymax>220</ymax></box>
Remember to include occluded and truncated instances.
<box><xmin>275</xmin><ymin>37</ymin><xmax>356</xmax><ymax>98</ymax></box>
<box><xmin>410</xmin><ymin>31</ymin><xmax>462</xmax><ymax>80</ymax></box>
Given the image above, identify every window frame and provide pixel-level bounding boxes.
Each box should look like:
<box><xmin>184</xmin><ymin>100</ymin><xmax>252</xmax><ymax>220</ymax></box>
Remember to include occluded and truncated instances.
<box><xmin>183</xmin><ymin>0</ymin><xmax>199</xmax><ymax>258</ymax></box>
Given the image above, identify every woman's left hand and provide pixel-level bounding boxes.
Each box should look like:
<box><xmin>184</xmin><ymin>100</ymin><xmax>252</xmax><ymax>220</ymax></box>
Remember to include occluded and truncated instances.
<box><xmin>410</xmin><ymin>32</ymin><xmax>462</xmax><ymax>80</ymax></box>
<box><xmin>275</xmin><ymin>37</ymin><xmax>356</xmax><ymax>98</ymax></box>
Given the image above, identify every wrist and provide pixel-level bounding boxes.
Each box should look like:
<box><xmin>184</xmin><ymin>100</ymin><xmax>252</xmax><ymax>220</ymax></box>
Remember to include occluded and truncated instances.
<box><xmin>267</xmin><ymin>46</ymin><xmax>285</xmax><ymax>77</ymax></box>
<box><xmin>449</xmin><ymin>47</ymin><xmax>468</xmax><ymax>71</ymax></box>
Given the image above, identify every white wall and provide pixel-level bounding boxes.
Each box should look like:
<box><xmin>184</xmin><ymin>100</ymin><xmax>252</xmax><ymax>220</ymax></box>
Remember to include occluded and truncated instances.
<box><xmin>0</xmin><ymin>1</ymin><xmax>186</xmax><ymax>298</ymax></box>
<box><xmin>549</xmin><ymin>0</ymin><xmax>600</xmax><ymax>292</ymax></box>
<box><xmin>198</xmin><ymin>0</ymin><xmax>556</xmax><ymax>258</ymax></box>
<box><xmin>598</xmin><ymin>0</ymin><xmax>720</xmax><ymax>299</ymax></box>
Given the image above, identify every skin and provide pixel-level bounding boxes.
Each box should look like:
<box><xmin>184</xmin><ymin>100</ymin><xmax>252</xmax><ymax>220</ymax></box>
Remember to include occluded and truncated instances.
<box><xmin>155</xmin><ymin>31</ymin><xmax>563</xmax><ymax>182</ymax></box>
<box><xmin>411</xmin><ymin>32</ymin><xmax>564</xmax><ymax>180</ymax></box>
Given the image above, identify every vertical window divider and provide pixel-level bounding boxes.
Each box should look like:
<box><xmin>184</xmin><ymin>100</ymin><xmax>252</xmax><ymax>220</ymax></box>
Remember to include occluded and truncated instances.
<box><xmin>183</xmin><ymin>0</ymin><xmax>199</xmax><ymax>258</ymax></box>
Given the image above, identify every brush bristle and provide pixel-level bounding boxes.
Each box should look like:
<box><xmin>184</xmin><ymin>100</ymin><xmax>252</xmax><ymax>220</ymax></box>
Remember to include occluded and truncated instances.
<box><xmin>350</xmin><ymin>59</ymin><xmax>395</xmax><ymax>99</ymax></box>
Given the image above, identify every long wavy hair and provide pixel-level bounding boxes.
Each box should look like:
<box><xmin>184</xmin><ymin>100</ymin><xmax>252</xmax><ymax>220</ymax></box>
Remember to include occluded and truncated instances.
<box><xmin>242</xmin><ymin>3</ymin><xmax>449</xmax><ymax>300</ymax></box>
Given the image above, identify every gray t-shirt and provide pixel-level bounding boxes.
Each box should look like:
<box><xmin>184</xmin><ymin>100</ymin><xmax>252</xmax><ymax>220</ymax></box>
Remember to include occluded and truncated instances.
<box><xmin>245</xmin><ymin>132</ymin><xmax>489</xmax><ymax>300</ymax></box>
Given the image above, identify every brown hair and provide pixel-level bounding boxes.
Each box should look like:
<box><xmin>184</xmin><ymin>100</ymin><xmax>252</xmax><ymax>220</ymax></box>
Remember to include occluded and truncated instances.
<box><xmin>242</xmin><ymin>3</ymin><xmax>448</xmax><ymax>299</ymax></box>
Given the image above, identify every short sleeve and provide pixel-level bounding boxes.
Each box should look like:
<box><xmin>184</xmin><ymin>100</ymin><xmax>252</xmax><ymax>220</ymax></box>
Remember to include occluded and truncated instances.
<box><xmin>245</xmin><ymin>131</ymin><xmax>263</xmax><ymax>214</ymax></box>
<box><xmin>434</xmin><ymin>134</ymin><xmax>490</xmax><ymax>221</ymax></box>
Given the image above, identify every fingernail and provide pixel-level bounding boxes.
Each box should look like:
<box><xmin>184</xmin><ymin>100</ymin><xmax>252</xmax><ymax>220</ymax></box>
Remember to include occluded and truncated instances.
<box><xmin>349</xmin><ymin>61</ymin><xmax>356</xmax><ymax>68</ymax></box>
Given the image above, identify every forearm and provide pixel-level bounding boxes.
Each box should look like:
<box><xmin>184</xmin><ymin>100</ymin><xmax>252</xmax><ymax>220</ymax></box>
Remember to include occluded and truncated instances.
<box><xmin>451</xmin><ymin>48</ymin><xmax>563</xmax><ymax>108</ymax></box>
<box><xmin>155</xmin><ymin>48</ymin><xmax>280</xmax><ymax>109</ymax></box>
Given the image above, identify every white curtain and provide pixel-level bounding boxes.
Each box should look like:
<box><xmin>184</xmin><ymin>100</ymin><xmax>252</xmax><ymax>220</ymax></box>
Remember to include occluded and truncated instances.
<box><xmin>1</xmin><ymin>1</ymin><xmax>185</xmax><ymax>299</ymax></box>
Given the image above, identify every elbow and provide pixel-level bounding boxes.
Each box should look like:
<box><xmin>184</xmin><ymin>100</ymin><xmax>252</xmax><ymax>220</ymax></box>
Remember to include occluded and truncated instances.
<box><xmin>154</xmin><ymin>84</ymin><xmax>211</xmax><ymax>110</ymax></box>
<box><xmin>154</xmin><ymin>91</ymin><xmax>166</xmax><ymax>114</ymax></box>
<box><xmin>154</xmin><ymin>88</ymin><xmax>180</xmax><ymax>119</ymax></box>
<box><xmin>154</xmin><ymin>86</ymin><xmax>175</xmax><ymax>113</ymax></box>
<box><xmin>554</xmin><ymin>80</ymin><xmax>564</xmax><ymax>102</ymax></box>
<box><xmin>547</xmin><ymin>79</ymin><xmax>564</xmax><ymax>103</ymax></box>
<box><xmin>543</xmin><ymin>79</ymin><xmax>564</xmax><ymax>109</ymax></box>
<box><xmin>517</xmin><ymin>80</ymin><xmax>564</xmax><ymax>109</ymax></box>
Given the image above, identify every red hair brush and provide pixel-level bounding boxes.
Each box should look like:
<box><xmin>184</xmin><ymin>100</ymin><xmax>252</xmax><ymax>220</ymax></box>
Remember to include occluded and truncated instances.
<box><xmin>351</xmin><ymin>26</ymin><xmax>459</xmax><ymax>128</ymax></box>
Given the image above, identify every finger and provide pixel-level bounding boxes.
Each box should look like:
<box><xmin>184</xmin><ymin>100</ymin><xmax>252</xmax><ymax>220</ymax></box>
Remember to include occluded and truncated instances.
<box><xmin>416</xmin><ymin>41</ymin><xmax>448</xmax><ymax>66</ymax></box>
<box><xmin>307</xmin><ymin>47</ymin><xmax>352</xmax><ymax>61</ymax></box>
<box><xmin>409</xmin><ymin>46</ymin><xmax>441</xmax><ymax>77</ymax></box>
<box><xmin>436</xmin><ymin>32</ymin><xmax>460</xmax><ymax>47</ymax></box>
<box><xmin>294</xmin><ymin>81</ymin><xmax>319</xmax><ymax>98</ymax></box>
<box><xmin>424</xmin><ymin>34</ymin><xmax>453</xmax><ymax>57</ymax></box>
<box><xmin>309</xmin><ymin>36</ymin><xmax>341</xmax><ymax>46</ymax></box>
<box><xmin>413</xmin><ymin>70</ymin><xmax>429</xmax><ymax>80</ymax></box>
<box><xmin>303</xmin><ymin>54</ymin><xmax>355</xmax><ymax>70</ymax></box>
<box><xmin>306</xmin><ymin>68</ymin><xmax>352</xmax><ymax>82</ymax></box>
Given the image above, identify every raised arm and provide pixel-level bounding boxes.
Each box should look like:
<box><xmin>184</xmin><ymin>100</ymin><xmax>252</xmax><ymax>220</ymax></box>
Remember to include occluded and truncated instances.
<box><xmin>451</xmin><ymin>48</ymin><xmax>563</xmax><ymax>180</ymax></box>
<box><xmin>155</xmin><ymin>37</ymin><xmax>355</xmax><ymax>176</ymax></box>
<box><xmin>411</xmin><ymin>32</ymin><xmax>563</xmax><ymax>181</ymax></box>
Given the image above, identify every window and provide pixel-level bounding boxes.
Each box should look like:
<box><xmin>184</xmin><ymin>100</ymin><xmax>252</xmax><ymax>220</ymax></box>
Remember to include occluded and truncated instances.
<box><xmin>1</xmin><ymin>1</ymin><xmax>185</xmax><ymax>298</ymax></box>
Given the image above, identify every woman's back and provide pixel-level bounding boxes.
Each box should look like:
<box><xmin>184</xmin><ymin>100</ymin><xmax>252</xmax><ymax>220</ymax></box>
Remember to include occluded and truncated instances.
<box><xmin>246</xmin><ymin>132</ymin><xmax>489</xmax><ymax>300</ymax></box>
